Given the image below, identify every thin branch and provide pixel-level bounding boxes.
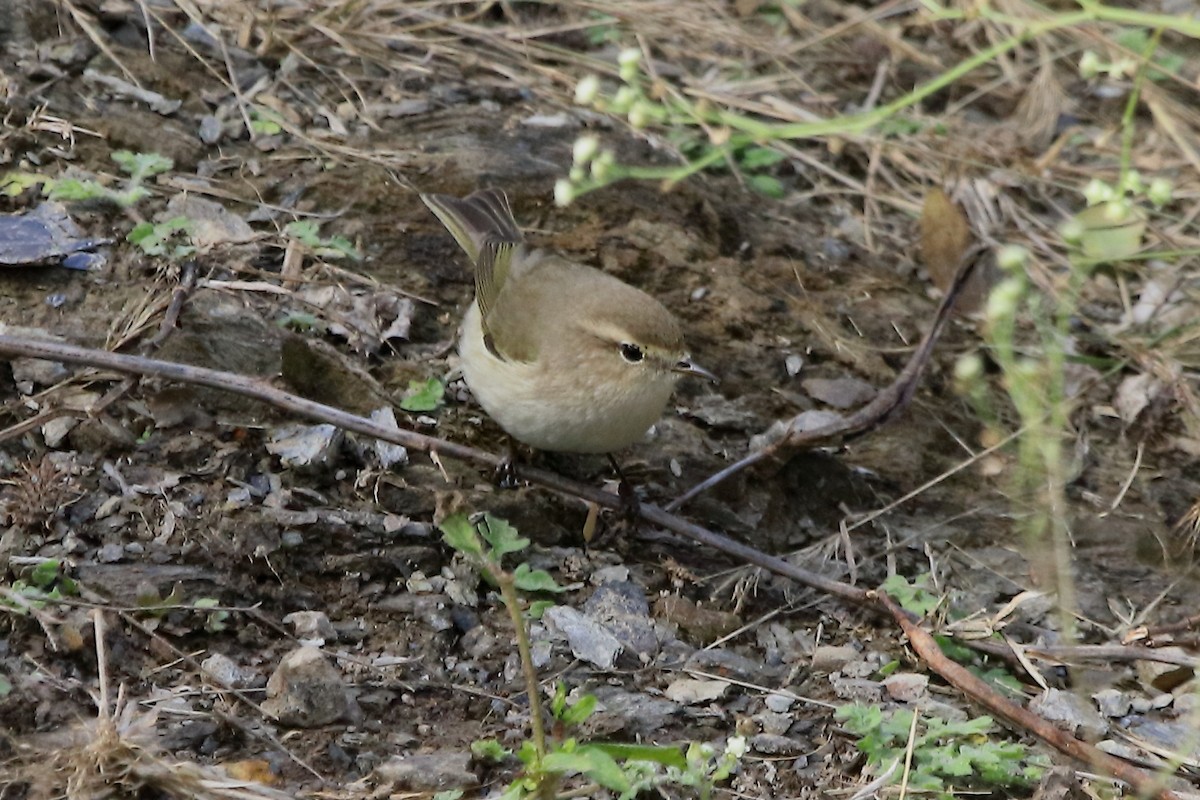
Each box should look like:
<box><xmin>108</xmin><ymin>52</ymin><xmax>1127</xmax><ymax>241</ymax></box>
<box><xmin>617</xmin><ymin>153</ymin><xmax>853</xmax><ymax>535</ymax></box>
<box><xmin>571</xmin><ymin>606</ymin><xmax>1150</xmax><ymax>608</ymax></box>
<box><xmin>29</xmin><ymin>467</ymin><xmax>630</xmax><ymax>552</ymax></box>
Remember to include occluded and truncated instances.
<box><xmin>667</xmin><ymin>244</ymin><xmax>984</xmax><ymax>513</ymax></box>
<box><xmin>879</xmin><ymin>591</ymin><xmax>1184</xmax><ymax>800</ymax></box>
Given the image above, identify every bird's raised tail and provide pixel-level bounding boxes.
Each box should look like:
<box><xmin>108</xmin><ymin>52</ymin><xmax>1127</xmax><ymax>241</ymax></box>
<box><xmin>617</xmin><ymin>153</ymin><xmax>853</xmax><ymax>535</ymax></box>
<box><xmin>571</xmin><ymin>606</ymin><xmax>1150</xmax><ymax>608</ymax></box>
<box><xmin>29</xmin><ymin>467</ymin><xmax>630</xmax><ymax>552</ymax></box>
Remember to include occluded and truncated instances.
<box><xmin>421</xmin><ymin>188</ymin><xmax>523</xmax><ymax>321</ymax></box>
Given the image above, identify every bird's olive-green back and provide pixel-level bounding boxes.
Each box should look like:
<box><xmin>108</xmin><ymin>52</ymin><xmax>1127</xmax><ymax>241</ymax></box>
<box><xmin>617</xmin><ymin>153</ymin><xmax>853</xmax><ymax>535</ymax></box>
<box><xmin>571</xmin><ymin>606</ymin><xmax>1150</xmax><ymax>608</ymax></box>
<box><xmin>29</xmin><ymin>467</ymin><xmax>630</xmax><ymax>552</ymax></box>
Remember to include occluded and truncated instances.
<box><xmin>422</xmin><ymin>188</ymin><xmax>684</xmax><ymax>365</ymax></box>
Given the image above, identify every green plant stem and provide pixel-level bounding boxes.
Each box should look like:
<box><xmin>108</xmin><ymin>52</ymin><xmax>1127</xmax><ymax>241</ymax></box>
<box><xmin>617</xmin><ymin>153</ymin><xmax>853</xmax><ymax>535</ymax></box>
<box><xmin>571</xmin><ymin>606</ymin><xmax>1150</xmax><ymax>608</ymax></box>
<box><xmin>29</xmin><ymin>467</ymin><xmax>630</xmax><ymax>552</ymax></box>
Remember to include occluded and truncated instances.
<box><xmin>1119</xmin><ymin>27</ymin><xmax>1161</xmax><ymax>180</ymax></box>
<box><xmin>496</xmin><ymin>571</ymin><xmax>548</xmax><ymax>763</ymax></box>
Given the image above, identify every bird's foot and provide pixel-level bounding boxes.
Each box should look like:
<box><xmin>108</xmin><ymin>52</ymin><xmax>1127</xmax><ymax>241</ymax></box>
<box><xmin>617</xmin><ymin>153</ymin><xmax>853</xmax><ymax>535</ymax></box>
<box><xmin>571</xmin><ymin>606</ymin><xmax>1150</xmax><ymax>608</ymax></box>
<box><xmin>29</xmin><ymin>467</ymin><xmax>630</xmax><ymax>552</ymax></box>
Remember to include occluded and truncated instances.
<box><xmin>493</xmin><ymin>441</ymin><xmax>521</xmax><ymax>488</ymax></box>
<box><xmin>616</xmin><ymin>478</ymin><xmax>641</xmax><ymax>521</ymax></box>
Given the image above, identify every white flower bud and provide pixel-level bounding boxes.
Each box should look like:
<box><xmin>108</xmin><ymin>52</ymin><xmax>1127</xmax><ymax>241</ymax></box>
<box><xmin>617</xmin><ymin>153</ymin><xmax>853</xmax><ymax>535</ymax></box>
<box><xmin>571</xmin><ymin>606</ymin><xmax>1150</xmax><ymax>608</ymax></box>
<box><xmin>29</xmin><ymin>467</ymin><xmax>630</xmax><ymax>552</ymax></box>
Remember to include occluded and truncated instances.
<box><xmin>986</xmin><ymin>277</ymin><xmax>1025</xmax><ymax>324</ymax></box>
<box><xmin>628</xmin><ymin>101</ymin><xmax>650</xmax><ymax>130</ymax></box>
<box><xmin>1148</xmin><ymin>177</ymin><xmax>1172</xmax><ymax>208</ymax></box>
<box><xmin>996</xmin><ymin>245</ymin><xmax>1029</xmax><ymax>273</ymax></box>
<box><xmin>725</xmin><ymin>736</ymin><xmax>747</xmax><ymax>759</ymax></box>
<box><xmin>610</xmin><ymin>86</ymin><xmax>637</xmax><ymax>114</ymax></box>
<box><xmin>954</xmin><ymin>353</ymin><xmax>984</xmax><ymax>385</ymax></box>
<box><xmin>1082</xmin><ymin>178</ymin><xmax>1114</xmax><ymax>206</ymax></box>
<box><xmin>572</xmin><ymin>135</ymin><xmax>599</xmax><ymax>166</ymax></box>
<box><xmin>617</xmin><ymin>48</ymin><xmax>642</xmax><ymax>82</ymax></box>
<box><xmin>1079</xmin><ymin>50</ymin><xmax>1102</xmax><ymax>79</ymax></box>
<box><xmin>1118</xmin><ymin>170</ymin><xmax>1143</xmax><ymax>195</ymax></box>
<box><xmin>1103</xmin><ymin>198</ymin><xmax>1131</xmax><ymax>223</ymax></box>
<box><xmin>1059</xmin><ymin>217</ymin><xmax>1085</xmax><ymax>245</ymax></box>
<box><xmin>554</xmin><ymin>178</ymin><xmax>576</xmax><ymax>207</ymax></box>
<box><xmin>590</xmin><ymin>150</ymin><xmax>615</xmax><ymax>182</ymax></box>
<box><xmin>574</xmin><ymin>74</ymin><xmax>601</xmax><ymax>106</ymax></box>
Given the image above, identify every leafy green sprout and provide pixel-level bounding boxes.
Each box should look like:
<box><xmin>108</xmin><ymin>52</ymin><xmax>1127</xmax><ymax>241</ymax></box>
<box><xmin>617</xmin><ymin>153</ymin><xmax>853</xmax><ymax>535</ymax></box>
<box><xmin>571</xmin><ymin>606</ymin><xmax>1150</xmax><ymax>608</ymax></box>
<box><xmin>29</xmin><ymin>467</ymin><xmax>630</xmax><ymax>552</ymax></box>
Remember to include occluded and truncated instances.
<box><xmin>1</xmin><ymin>558</ymin><xmax>79</xmax><ymax>614</ymax></box>
<box><xmin>440</xmin><ymin>513</ymin><xmax>745</xmax><ymax>799</ymax></box>
<box><xmin>284</xmin><ymin>219</ymin><xmax>361</xmax><ymax>261</ymax></box>
<box><xmin>48</xmin><ymin>150</ymin><xmax>173</xmax><ymax>208</ymax></box>
<box><xmin>248</xmin><ymin>106</ymin><xmax>284</xmax><ymax>136</ymax></box>
<box><xmin>399</xmin><ymin>377</ymin><xmax>445</xmax><ymax>412</ymax></box>
<box><xmin>127</xmin><ymin>216</ymin><xmax>196</xmax><ymax>260</ymax></box>
<box><xmin>837</xmin><ymin>704</ymin><xmax>1047</xmax><ymax>799</ymax></box>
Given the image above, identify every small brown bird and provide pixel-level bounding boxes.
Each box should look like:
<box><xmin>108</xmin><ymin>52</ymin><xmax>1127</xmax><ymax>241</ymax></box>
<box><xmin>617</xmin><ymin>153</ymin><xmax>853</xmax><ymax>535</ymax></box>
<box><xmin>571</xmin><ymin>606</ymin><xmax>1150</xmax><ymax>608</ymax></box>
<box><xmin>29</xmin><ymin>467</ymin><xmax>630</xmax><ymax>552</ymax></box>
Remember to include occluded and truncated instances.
<box><xmin>422</xmin><ymin>188</ymin><xmax>714</xmax><ymax>458</ymax></box>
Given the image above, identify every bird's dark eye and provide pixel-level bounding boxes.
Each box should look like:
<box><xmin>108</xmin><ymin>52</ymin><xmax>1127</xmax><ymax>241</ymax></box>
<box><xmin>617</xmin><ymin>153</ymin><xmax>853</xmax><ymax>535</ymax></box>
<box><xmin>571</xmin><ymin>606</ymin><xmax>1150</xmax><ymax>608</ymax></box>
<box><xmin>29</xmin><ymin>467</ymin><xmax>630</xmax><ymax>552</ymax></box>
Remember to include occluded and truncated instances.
<box><xmin>619</xmin><ymin>343</ymin><xmax>644</xmax><ymax>363</ymax></box>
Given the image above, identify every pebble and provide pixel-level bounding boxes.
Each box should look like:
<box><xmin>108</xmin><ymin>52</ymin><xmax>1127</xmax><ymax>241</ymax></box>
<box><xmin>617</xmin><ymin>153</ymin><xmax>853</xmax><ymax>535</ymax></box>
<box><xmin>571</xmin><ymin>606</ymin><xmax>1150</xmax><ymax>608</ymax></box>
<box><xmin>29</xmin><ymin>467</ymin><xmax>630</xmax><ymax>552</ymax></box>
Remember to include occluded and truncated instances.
<box><xmin>375</xmin><ymin>750</ymin><xmax>476</xmax><ymax>791</ymax></box>
<box><xmin>261</xmin><ymin>646</ymin><xmax>348</xmax><ymax>727</ymax></box>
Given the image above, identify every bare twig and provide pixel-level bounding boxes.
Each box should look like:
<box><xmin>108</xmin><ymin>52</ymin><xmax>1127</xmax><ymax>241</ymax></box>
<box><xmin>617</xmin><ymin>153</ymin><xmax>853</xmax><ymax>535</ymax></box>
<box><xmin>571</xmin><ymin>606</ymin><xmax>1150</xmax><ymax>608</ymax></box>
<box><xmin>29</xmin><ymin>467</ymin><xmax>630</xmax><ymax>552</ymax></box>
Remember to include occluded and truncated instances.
<box><xmin>667</xmin><ymin>244</ymin><xmax>984</xmax><ymax>513</ymax></box>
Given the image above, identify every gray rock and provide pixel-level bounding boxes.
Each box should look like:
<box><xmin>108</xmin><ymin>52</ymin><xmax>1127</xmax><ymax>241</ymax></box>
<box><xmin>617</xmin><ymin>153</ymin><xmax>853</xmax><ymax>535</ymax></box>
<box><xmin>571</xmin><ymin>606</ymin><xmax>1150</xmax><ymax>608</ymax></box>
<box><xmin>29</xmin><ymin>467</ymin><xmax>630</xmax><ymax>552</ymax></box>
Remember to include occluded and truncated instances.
<box><xmin>201</xmin><ymin>653</ymin><xmax>254</xmax><ymax>689</ymax></box>
<box><xmin>261</xmin><ymin>646</ymin><xmax>348</xmax><ymax>727</ymax></box>
<box><xmin>544</xmin><ymin>605</ymin><xmax>623</xmax><ymax>669</ymax></box>
<box><xmin>756</xmin><ymin>711</ymin><xmax>794</xmax><ymax>736</ymax></box>
<box><xmin>685</xmin><ymin>648</ymin><xmax>779</xmax><ymax>683</ymax></box>
<box><xmin>584</xmin><ymin>582</ymin><xmax>658</xmax><ymax>660</ymax></box>
<box><xmin>750</xmin><ymin>733</ymin><xmax>805</xmax><ymax>755</ymax></box>
<box><xmin>375</xmin><ymin>750</ymin><xmax>476</xmax><ymax>791</ymax></box>
<box><xmin>267</xmin><ymin>423</ymin><xmax>343</xmax><ymax>470</ymax></box>
<box><xmin>811</xmin><ymin>645</ymin><xmax>858</xmax><ymax>673</ymax></box>
<box><xmin>1092</xmin><ymin>688</ymin><xmax>1132</xmax><ymax>718</ymax></box>
<box><xmin>1029</xmin><ymin>688</ymin><xmax>1108</xmax><ymax>742</ymax></box>
<box><xmin>583</xmin><ymin>688</ymin><xmax>680</xmax><ymax>737</ymax></box>
<box><xmin>664</xmin><ymin>678</ymin><xmax>728</xmax><ymax>705</ymax></box>
<box><xmin>882</xmin><ymin>672</ymin><xmax>929</xmax><ymax>703</ymax></box>
<box><xmin>283</xmin><ymin>611</ymin><xmax>337</xmax><ymax>643</ymax></box>
<box><xmin>764</xmin><ymin>691</ymin><xmax>796</xmax><ymax>713</ymax></box>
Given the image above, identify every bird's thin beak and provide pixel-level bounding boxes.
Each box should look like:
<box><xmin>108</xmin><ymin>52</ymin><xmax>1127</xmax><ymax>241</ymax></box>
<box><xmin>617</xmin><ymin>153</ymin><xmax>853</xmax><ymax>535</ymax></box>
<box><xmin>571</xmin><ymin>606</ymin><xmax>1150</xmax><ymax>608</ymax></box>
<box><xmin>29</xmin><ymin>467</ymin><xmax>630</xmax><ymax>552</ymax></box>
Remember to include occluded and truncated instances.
<box><xmin>673</xmin><ymin>358</ymin><xmax>719</xmax><ymax>384</ymax></box>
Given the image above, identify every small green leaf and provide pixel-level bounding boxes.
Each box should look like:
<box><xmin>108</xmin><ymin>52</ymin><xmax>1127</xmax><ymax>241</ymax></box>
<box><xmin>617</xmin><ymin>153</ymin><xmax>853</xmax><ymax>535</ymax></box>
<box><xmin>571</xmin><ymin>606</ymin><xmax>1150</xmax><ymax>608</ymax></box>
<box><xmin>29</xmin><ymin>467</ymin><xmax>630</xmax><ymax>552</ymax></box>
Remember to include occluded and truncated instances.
<box><xmin>1</xmin><ymin>171</ymin><xmax>49</xmax><ymax>196</ymax></box>
<box><xmin>399</xmin><ymin>378</ymin><xmax>444</xmax><ymax>412</ymax></box>
<box><xmin>559</xmin><ymin>693</ymin><xmax>597</xmax><ymax>726</ymax></box>
<box><xmin>738</xmin><ymin>146</ymin><xmax>785</xmax><ymax>169</ymax></box>
<box><xmin>48</xmin><ymin>178</ymin><xmax>108</xmax><ymax>202</ymax></box>
<box><xmin>0</xmin><ymin>673</ymin><xmax>11</xmax><ymax>698</ymax></box>
<box><xmin>587</xmin><ymin>742</ymin><xmax>688</xmax><ymax>769</ymax></box>
<box><xmin>526</xmin><ymin>599</ymin><xmax>554</xmax><ymax>619</ymax></box>
<box><xmin>515</xmin><ymin>739</ymin><xmax>539</xmax><ymax>766</ymax></box>
<box><xmin>112</xmin><ymin>151</ymin><xmax>173</xmax><ymax>178</ymax></box>
<box><xmin>439</xmin><ymin>513</ymin><xmax>484</xmax><ymax>557</ymax></box>
<box><xmin>1073</xmin><ymin>203</ymin><xmax>1145</xmax><ymax>261</ymax></box>
<box><xmin>478</xmin><ymin>514</ymin><xmax>528</xmax><ymax>558</ymax></box>
<box><xmin>512</xmin><ymin>563</ymin><xmax>564</xmax><ymax>593</ymax></box>
<box><xmin>543</xmin><ymin>748</ymin><xmax>631</xmax><ymax>793</ymax></box>
<box><xmin>30</xmin><ymin>559</ymin><xmax>61</xmax><ymax>589</ymax></box>
<box><xmin>550</xmin><ymin>682</ymin><xmax>568</xmax><ymax>718</ymax></box>
<box><xmin>285</xmin><ymin>220</ymin><xmax>321</xmax><ymax>247</ymax></box>
<box><xmin>747</xmin><ymin>173</ymin><xmax>785</xmax><ymax>198</ymax></box>
<box><xmin>470</xmin><ymin>739</ymin><xmax>510</xmax><ymax>762</ymax></box>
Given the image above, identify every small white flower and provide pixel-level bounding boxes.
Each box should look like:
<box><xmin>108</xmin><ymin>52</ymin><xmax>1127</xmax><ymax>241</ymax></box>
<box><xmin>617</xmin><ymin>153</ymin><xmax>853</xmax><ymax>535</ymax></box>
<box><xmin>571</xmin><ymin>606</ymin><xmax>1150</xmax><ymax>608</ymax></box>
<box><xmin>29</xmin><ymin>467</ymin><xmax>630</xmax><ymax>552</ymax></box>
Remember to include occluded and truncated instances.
<box><xmin>1079</xmin><ymin>50</ymin><xmax>1102</xmax><ymax>79</ymax></box>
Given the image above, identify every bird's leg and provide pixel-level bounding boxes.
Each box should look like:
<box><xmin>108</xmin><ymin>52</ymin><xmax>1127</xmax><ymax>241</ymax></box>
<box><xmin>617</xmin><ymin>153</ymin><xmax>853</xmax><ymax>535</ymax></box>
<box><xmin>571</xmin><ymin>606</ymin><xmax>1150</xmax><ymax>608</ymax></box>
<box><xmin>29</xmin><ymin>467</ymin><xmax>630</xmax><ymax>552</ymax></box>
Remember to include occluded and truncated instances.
<box><xmin>493</xmin><ymin>438</ymin><xmax>520</xmax><ymax>488</ymax></box>
<box><xmin>607</xmin><ymin>454</ymin><xmax>640</xmax><ymax>520</ymax></box>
